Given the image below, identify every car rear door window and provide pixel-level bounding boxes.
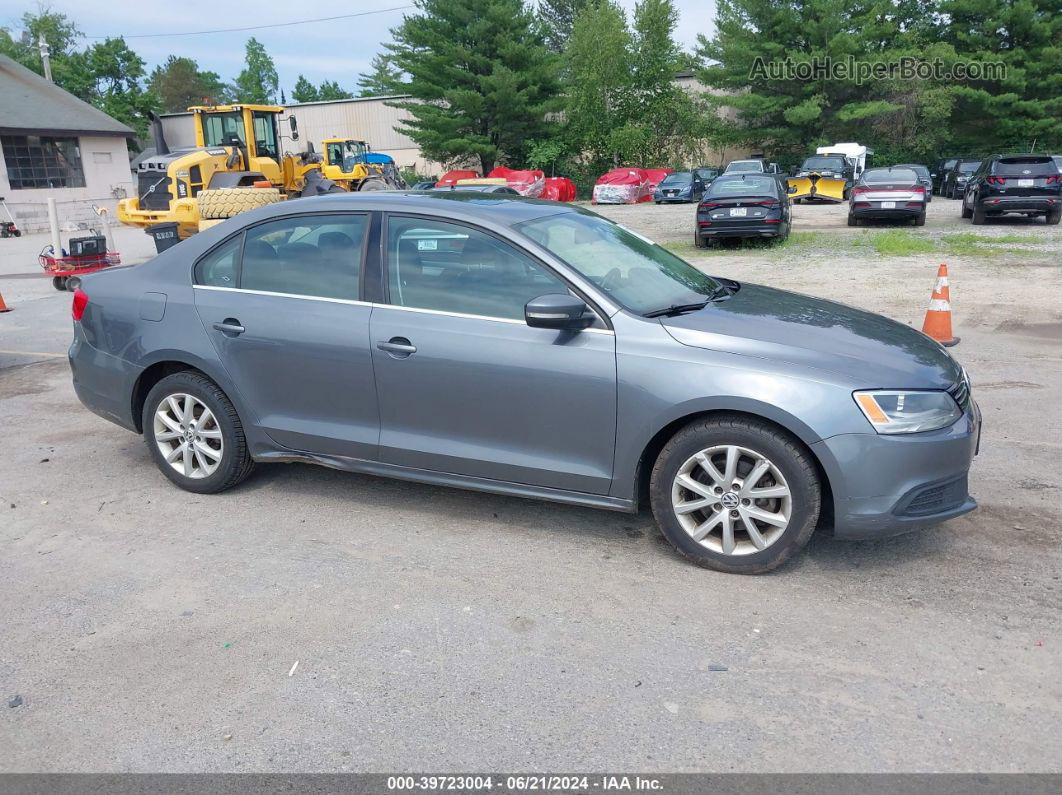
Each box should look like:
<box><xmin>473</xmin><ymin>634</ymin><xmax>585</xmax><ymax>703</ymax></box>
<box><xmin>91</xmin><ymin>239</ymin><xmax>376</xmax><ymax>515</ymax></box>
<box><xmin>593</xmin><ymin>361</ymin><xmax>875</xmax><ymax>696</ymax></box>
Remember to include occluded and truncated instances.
<box><xmin>385</xmin><ymin>217</ymin><xmax>566</xmax><ymax>320</ymax></box>
<box><xmin>240</xmin><ymin>214</ymin><xmax>367</xmax><ymax>300</ymax></box>
<box><xmin>195</xmin><ymin>234</ymin><xmax>242</xmax><ymax>288</ymax></box>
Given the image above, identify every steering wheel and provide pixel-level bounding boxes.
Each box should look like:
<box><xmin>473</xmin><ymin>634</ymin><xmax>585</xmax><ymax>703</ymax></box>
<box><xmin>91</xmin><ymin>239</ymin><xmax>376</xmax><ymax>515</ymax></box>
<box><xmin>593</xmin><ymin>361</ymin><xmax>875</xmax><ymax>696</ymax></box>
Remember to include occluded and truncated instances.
<box><xmin>599</xmin><ymin>267</ymin><xmax>623</xmax><ymax>292</ymax></box>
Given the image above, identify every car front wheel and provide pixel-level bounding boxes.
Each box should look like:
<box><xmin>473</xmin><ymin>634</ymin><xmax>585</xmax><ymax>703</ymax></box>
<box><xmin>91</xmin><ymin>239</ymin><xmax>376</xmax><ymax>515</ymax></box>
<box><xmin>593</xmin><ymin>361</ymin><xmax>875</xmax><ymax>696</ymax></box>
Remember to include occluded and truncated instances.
<box><xmin>649</xmin><ymin>415</ymin><xmax>821</xmax><ymax>574</ymax></box>
<box><xmin>142</xmin><ymin>371</ymin><xmax>255</xmax><ymax>494</ymax></box>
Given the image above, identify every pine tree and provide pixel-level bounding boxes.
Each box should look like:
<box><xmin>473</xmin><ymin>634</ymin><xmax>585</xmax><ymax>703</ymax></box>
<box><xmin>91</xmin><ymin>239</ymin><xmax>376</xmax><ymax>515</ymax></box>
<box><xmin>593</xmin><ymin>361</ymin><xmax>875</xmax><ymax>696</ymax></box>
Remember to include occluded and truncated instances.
<box><xmin>356</xmin><ymin>53</ymin><xmax>404</xmax><ymax>97</ymax></box>
<box><xmin>148</xmin><ymin>56</ymin><xmax>230</xmax><ymax>112</ymax></box>
<box><xmin>234</xmin><ymin>37</ymin><xmax>278</xmax><ymax>104</ymax></box>
<box><xmin>291</xmin><ymin>74</ymin><xmax>319</xmax><ymax>103</ymax></box>
<box><xmin>538</xmin><ymin>0</ymin><xmax>594</xmax><ymax>51</ymax></box>
<box><xmin>386</xmin><ymin>0</ymin><xmax>561</xmax><ymax>173</ymax></box>
<box><xmin>317</xmin><ymin>80</ymin><xmax>353</xmax><ymax>101</ymax></box>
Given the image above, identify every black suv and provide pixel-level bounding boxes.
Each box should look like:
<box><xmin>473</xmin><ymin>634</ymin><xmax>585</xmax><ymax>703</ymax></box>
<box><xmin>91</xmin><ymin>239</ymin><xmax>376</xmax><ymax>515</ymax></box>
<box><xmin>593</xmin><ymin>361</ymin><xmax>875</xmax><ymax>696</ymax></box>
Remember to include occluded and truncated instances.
<box><xmin>942</xmin><ymin>159</ymin><xmax>983</xmax><ymax>199</ymax></box>
<box><xmin>932</xmin><ymin>158</ymin><xmax>958</xmax><ymax>194</ymax></box>
<box><xmin>961</xmin><ymin>154</ymin><xmax>1061</xmax><ymax>225</ymax></box>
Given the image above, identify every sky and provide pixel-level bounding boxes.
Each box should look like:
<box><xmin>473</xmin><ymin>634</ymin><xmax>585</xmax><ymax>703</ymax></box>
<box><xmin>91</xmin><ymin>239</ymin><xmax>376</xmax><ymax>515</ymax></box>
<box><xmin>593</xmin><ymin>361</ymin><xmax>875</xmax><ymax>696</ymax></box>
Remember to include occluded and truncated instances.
<box><xmin>0</xmin><ymin>1</ymin><xmax>717</xmax><ymax>94</ymax></box>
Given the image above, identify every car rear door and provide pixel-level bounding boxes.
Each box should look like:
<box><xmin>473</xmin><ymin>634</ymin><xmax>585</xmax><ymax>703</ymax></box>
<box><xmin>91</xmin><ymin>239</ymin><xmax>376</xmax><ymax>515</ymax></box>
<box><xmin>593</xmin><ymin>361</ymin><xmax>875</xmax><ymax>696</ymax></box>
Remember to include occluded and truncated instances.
<box><xmin>368</xmin><ymin>214</ymin><xmax>617</xmax><ymax>494</ymax></box>
<box><xmin>192</xmin><ymin>211</ymin><xmax>380</xmax><ymax>459</ymax></box>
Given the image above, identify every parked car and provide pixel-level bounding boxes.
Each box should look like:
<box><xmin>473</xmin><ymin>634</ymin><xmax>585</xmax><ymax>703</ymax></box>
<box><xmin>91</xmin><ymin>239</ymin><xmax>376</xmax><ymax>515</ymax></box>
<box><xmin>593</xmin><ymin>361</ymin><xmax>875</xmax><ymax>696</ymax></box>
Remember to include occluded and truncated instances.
<box><xmin>942</xmin><ymin>159</ymin><xmax>983</xmax><ymax>199</ymax></box>
<box><xmin>654</xmin><ymin>171</ymin><xmax>705</xmax><ymax>203</ymax></box>
<box><xmin>695</xmin><ymin>174</ymin><xmax>791</xmax><ymax>245</ymax></box>
<box><xmin>694</xmin><ymin>167</ymin><xmax>722</xmax><ymax>185</ymax></box>
<box><xmin>723</xmin><ymin>159</ymin><xmax>779</xmax><ymax>175</ymax></box>
<box><xmin>960</xmin><ymin>154</ymin><xmax>1062</xmax><ymax>225</ymax></box>
<box><xmin>432</xmin><ymin>182</ymin><xmax>520</xmax><ymax>195</ymax></box>
<box><xmin>1051</xmin><ymin>154</ymin><xmax>1062</xmax><ymax>174</ymax></box>
<box><xmin>68</xmin><ymin>192</ymin><xmax>980</xmax><ymax>574</ymax></box>
<box><xmin>848</xmin><ymin>167</ymin><xmax>928</xmax><ymax>226</ymax></box>
<box><xmin>894</xmin><ymin>164</ymin><xmax>934</xmax><ymax>202</ymax></box>
<box><xmin>932</xmin><ymin>158</ymin><xmax>958</xmax><ymax>194</ymax></box>
<box><xmin>411</xmin><ymin>180</ymin><xmax>438</xmax><ymax>190</ymax></box>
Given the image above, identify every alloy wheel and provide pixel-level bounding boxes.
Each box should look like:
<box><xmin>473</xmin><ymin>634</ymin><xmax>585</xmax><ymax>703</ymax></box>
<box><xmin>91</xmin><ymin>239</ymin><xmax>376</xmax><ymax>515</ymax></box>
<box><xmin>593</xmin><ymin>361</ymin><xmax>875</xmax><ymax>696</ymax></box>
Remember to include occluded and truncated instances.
<box><xmin>153</xmin><ymin>393</ymin><xmax>224</xmax><ymax>479</ymax></box>
<box><xmin>671</xmin><ymin>444</ymin><xmax>792</xmax><ymax>556</ymax></box>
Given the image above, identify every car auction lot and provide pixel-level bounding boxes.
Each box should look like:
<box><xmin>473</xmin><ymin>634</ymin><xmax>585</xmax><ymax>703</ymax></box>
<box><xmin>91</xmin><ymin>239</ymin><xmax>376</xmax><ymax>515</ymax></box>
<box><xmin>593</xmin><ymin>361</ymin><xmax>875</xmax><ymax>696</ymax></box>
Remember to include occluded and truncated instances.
<box><xmin>1</xmin><ymin>197</ymin><xmax>1060</xmax><ymax>772</ymax></box>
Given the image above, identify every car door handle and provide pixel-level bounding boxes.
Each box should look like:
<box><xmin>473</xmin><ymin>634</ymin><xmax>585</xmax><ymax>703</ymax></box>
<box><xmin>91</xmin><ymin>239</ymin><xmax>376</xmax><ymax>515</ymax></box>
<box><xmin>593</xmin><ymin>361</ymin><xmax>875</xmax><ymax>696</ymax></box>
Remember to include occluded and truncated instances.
<box><xmin>213</xmin><ymin>319</ymin><xmax>245</xmax><ymax>336</ymax></box>
<box><xmin>377</xmin><ymin>337</ymin><xmax>416</xmax><ymax>357</ymax></box>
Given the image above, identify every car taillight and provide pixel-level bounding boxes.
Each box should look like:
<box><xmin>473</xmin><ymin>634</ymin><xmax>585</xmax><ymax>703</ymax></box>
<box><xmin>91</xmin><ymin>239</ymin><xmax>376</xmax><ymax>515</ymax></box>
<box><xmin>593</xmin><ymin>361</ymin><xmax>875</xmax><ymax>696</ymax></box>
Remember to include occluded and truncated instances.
<box><xmin>1047</xmin><ymin>175</ymin><xmax>1061</xmax><ymax>185</ymax></box>
<box><xmin>852</xmin><ymin>186</ymin><xmax>870</xmax><ymax>196</ymax></box>
<box><xmin>756</xmin><ymin>200</ymin><xmax>780</xmax><ymax>207</ymax></box>
<box><xmin>72</xmin><ymin>288</ymin><xmax>89</xmax><ymax>321</ymax></box>
<box><xmin>912</xmin><ymin>184</ymin><xmax>926</xmax><ymax>193</ymax></box>
<box><xmin>986</xmin><ymin>176</ymin><xmax>1006</xmax><ymax>185</ymax></box>
<box><xmin>700</xmin><ymin>202</ymin><xmax>720</xmax><ymax>209</ymax></box>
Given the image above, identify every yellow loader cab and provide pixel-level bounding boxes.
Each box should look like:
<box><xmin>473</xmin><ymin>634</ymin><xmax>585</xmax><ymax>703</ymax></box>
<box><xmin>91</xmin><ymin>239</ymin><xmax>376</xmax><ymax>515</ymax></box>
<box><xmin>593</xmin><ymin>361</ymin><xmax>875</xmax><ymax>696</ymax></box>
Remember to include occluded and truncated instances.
<box><xmin>118</xmin><ymin>105</ymin><xmax>339</xmax><ymax>239</ymax></box>
<box><xmin>320</xmin><ymin>138</ymin><xmax>406</xmax><ymax>192</ymax></box>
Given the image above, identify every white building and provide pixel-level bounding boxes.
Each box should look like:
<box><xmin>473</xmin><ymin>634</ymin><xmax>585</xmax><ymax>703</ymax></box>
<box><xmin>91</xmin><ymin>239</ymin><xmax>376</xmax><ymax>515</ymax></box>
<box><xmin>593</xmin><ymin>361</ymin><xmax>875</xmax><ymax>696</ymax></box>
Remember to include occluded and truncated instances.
<box><xmin>0</xmin><ymin>54</ymin><xmax>135</xmax><ymax>233</ymax></box>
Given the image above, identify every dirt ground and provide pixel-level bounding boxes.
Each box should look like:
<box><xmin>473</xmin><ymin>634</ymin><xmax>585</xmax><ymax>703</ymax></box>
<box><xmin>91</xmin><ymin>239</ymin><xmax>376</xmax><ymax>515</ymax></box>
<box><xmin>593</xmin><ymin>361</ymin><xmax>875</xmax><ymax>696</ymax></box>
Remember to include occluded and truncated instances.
<box><xmin>1</xmin><ymin>197</ymin><xmax>1060</xmax><ymax>773</ymax></box>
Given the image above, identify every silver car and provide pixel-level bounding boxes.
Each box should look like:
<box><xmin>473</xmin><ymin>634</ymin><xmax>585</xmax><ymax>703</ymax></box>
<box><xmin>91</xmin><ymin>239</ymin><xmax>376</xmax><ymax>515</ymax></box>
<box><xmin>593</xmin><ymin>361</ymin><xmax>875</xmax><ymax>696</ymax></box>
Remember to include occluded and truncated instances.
<box><xmin>69</xmin><ymin>193</ymin><xmax>980</xmax><ymax>573</ymax></box>
<box><xmin>849</xmin><ymin>167</ymin><xmax>928</xmax><ymax>226</ymax></box>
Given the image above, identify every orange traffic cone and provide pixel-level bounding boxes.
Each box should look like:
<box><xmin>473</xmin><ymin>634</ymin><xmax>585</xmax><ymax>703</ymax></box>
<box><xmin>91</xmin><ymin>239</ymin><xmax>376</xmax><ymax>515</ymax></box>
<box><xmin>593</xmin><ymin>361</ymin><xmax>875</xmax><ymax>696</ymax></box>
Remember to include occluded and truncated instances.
<box><xmin>0</xmin><ymin>289</ymin><xmax>11</xmax><ymax>313</ymax></box>
<box><xmin>922</xmin><ymin>263</ymin><xmax>958</xmax><ymax>346</ymax></box>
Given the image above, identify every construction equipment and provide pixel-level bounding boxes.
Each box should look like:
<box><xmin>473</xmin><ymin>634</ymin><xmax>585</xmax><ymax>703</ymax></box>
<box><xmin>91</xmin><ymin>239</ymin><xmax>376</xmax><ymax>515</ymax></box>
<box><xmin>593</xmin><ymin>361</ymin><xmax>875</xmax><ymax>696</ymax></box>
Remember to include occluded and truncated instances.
<box><xmin>117</xmin><ymin>105</ymin><xmax>342</xmax><ymax>242</ymax></box>
<box><xmin>787</xmin><ymin>143</ymin><xmax>872</xmax><ymax>203</ymax></box>
<box><xmin>320</xmin><ymin>138</ymin><xmax>406</xmax><ymax>192</ymax></box>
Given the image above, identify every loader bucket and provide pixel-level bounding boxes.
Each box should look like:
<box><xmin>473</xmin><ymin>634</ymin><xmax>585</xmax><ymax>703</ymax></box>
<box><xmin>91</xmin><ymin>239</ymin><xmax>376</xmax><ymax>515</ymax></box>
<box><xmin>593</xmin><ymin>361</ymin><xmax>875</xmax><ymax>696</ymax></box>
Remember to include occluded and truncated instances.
<box><xmin>786</xmin><ymin>176</ymin><xmax>813</xmax><ymax>201</ymax></box>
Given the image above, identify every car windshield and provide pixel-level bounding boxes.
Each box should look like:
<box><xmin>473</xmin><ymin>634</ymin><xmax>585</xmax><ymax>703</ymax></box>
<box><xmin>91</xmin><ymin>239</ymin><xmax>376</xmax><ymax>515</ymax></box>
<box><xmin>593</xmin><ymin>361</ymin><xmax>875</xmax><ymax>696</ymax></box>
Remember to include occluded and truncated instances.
<box><xmin>958</xmin><ymin>161</ymin><xmax>980</xmax><ymax>173</ymax></box>
<box><xmin>516</xmin><ymin>209</ymin><xmax>722</xmax><ymax>315</ymax></box>
<box><xmin>707</xmin><ymin>176</ymin><xmax>777</xmax><ymax>196</ymax></box>
<box><xmin>695</xmin><ymin>168</ymin><xmax>719</xmax><ymax>179</ymax></box>
<box><xmin>802</xmin><ymin>157</ymin><xmax>846</xmax><ymax>170</ymax></box>
<box><xmin>660</xmin><ymin>172</ymin><xmax>693</xmax><ymax>186</ymax></box>
<box><xmin>863</xmin><ymin>169</ymin><xmax>918</xmax><ymax>184</ymax></box>
<box><xmin>898</xmin><ymin>165</ymin><xmax>930</xmax><ymax>178</ymax></box>
<box><xmin>725</xmin><ymin>161</ymin><xmax>763</xmax><ymax>173</ymax></box>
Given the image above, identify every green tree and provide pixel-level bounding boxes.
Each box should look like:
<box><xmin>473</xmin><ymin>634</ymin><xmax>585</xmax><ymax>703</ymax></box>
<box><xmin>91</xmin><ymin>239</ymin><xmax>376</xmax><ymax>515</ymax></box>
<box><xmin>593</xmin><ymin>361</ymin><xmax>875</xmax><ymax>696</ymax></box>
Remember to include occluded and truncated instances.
<box><xmin>538</xmin><ymin>0</ymin><xmax>594</xmax><ymax>51</ymax></box>
<box><xmin>386</xmin><ymin>0</ymin><xmax>561</xmax><ymax>174</ymax></box>
<box><xmin>356</xmin><ymin>52</ymin><xmax>404</xmax><ymax>97</ymax></box>
<box><xmin>61</xmin><ymin>37</ymin><xmax>159</xmax><ymax>137</ymax></box>
<box><xmin>0</xmin><ymin>8</ymin><xmax>82</xmax><ymax>88</ymax></box>
<box><xmin>234</xmin><ymin>37</ymin><xmax>278</xmax><ymax>104</ymax></box>
<box><xmin>317</xmin><ymin>80</ymin><xmax>353</xmax><ymax>101</ymax></box>
<box><xmin>291</xmin><ymin>74</ymin><xmax>319</xmax><ymax>103</ymax></box>
<box><xmin>148</xmin><ymin>55</ymin><xmax>230</xmax><ymax>112</ymax></box>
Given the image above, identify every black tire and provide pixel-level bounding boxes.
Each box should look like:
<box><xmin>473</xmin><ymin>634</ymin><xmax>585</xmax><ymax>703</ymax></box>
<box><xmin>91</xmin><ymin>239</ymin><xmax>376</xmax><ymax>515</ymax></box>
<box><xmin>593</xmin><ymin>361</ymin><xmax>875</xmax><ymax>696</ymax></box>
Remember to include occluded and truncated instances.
<box><xmin>52</xmin><ymin>276</ymin><xmax>67</xmax><ymax>291</ymax></box>
<box><xmin>1046</xmin><ymin>208</ymin><xmax>1061</xmax><ymax>226</ymax></box>
<box><xmin>694</xmin><ymin>230</ymin><xmax>708</xmax><ymax>248</ymax></box>
<box><xmin>142</xmin><ymin>371</ymin><xmax>254</xmax><ymax>494</ymax></box>
<box><xmin>847</xmin><ymin>213</ymin><xmax>858</xmax><ymax>227</ymax></box>
<box><xmin>649</xmin><ymin>415</ymin><xmax>821</xmax><ymax>574</ymax></box>
<box><xmin>972</xmin><ymin>203</ymin><xmax>986</xmax><ymax>225</ymax></box>
<box><xmin>914</xmin><ymin>212</ymin><xmax>926</xmax><ymax>226</ymax></box>
<box><xmin>961</xmin><ymin>198</ymin><xmax>973</xmax><ymax>218</ymax></box>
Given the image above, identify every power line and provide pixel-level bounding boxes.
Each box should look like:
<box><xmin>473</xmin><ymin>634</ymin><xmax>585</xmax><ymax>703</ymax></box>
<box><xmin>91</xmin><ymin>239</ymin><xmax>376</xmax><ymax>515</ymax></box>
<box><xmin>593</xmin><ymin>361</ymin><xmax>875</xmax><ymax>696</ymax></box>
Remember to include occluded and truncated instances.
<box><xmin>84</xmin><ymin>5</ymin><xmax>413</xmax><ymax>39</ymax></box>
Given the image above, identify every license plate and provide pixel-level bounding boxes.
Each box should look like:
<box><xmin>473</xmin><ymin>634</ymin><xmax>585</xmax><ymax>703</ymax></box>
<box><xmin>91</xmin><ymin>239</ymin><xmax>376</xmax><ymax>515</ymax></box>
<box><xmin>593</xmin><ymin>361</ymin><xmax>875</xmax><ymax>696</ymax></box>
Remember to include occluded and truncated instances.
<box><xmin>730</xmin><ymin>208</ymin><xmax>747</xmax><ymax>216</ymax></box>
<box><xmin>880</xmin><ymin>201</ymin><xmax>896</xmax><ymax>209</ymax></box>
<box><xmin>1018</xmin><ymin>178</ymin><xmax>1033</xmax><ymax>187</ymax></box>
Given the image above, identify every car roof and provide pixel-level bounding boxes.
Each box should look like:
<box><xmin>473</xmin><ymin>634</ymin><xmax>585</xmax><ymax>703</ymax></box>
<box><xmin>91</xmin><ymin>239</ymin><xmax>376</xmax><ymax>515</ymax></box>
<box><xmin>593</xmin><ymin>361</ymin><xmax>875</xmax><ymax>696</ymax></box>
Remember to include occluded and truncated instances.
<box><xmin>234</xmin><ymin>191</ymin><xmax>571</xmax><ymax>226</ymax></box>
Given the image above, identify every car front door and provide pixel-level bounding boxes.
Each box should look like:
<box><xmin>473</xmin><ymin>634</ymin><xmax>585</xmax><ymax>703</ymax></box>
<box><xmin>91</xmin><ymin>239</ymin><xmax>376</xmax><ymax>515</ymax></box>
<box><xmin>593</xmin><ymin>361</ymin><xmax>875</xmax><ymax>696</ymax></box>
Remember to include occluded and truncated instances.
<box><xmin>192</xmin><ymin>212</ymin><xmax>379</xmax><ymax>459</ymax></box>
<box><xmin>369</xmin><ymin>215</ymin><xmax>617</xmax><ymax>494</ymax></box>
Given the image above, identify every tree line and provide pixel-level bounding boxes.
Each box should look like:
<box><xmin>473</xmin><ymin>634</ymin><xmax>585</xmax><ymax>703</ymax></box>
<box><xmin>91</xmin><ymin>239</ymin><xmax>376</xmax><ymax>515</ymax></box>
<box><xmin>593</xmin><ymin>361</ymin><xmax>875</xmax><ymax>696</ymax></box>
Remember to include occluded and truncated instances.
<box><xmin>2</xmin><ymin>0</ymin><xmax>1058</xmax><ymax>172</ymax></box>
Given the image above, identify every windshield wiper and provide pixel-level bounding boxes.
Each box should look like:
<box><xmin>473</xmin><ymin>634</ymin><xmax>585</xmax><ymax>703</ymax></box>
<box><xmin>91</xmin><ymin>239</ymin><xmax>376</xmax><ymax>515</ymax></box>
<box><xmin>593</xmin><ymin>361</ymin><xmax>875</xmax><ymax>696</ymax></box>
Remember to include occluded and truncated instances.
<box><xmin>643</xmin><ymin>300</ymin><xmax>711</xmax><ymax>318</ymax></box>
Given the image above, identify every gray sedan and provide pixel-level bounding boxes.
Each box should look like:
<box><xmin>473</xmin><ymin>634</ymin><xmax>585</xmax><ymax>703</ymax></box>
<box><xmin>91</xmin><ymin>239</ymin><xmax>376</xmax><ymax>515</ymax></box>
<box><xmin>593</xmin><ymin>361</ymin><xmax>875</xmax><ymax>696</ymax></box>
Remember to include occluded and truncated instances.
<box><xmin>69</xmin><ymin>193</ymin><xmax>980</xmax><ymax>573</ymax></box>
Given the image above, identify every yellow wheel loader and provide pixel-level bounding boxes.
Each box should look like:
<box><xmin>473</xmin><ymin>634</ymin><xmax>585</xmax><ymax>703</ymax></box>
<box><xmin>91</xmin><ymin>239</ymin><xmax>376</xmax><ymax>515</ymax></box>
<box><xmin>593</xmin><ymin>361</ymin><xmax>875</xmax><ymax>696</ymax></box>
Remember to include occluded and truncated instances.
<box><xmin>320</xmin><ymin>138</ymin><xmax>407</xmax><ymax>192</ymax></box>
<box><xmin>118</xmin><ymin>105</ymin><xmax>344</xmax><ymax>242</ymax></box>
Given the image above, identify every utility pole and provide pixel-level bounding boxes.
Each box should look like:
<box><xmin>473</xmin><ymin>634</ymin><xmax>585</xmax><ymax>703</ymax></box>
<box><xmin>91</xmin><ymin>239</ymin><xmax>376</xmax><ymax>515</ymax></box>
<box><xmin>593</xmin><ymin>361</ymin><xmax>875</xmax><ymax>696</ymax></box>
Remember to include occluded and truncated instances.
<box><xmin>38</xmin><ymin>33</ymin><xmax>52</xmax><ymax>82</ymax></box>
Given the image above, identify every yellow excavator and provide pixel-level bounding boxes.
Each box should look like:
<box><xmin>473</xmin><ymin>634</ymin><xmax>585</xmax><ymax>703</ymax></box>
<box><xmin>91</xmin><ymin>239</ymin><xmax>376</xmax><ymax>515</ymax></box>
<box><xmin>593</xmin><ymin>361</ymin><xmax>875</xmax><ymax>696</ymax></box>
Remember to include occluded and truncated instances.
<box><xmin>118</xmin><ymin>104</ymin><xmax>344</xmax><ymax>241</ymax></box>
<box><xmin>320</xmin><ymin>138</ymin><xmax>407</xmax><ymax>192</ymax></box>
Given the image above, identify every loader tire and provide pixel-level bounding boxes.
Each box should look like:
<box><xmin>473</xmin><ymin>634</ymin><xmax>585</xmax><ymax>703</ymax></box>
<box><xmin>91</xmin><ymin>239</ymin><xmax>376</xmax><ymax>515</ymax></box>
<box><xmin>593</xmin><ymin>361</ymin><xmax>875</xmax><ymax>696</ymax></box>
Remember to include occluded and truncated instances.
<box><xmin>197</xmin><ymin>187</ymin><xmax>282</xmax><ymax>220</ymax></box>
<box><xmin>358</xmin><ymin>179</ymin><xmax>389</xmax><ymax>192</ymax></box>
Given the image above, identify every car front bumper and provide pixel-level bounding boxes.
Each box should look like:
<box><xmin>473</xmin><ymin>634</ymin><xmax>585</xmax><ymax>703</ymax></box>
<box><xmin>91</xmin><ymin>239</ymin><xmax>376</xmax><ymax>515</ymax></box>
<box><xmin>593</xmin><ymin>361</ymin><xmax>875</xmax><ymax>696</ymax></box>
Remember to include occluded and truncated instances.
<box><xmin>655</xmin><ymin>194</ymin><xmax>694</xmax><ymax>203</ymax></box>
<box><xmin>812</xmin><ymin>400</ymin><xmax>981</xmax><ymax>540</ymax></box>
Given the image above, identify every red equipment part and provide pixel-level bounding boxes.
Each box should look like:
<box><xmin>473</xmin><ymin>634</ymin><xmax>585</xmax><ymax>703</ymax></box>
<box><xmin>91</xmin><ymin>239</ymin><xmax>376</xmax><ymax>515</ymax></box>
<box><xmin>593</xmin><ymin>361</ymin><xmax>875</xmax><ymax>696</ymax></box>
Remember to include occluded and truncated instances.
<box><xmin>541</xmin><ymin>177</ymin><xmax>577</xmax><ymax>202</ymax></box>
<box><xmin>40</xmin><ymin>251</ymin><xmax>121</xmax><ymax>277</ymax></box>
<box><xmin>643</xmin><ymin>168</ymin><xmax>674</xmax><ymax>193</ymax></box>
<box><xmin>487</xmin><ymin>166</ymin><xmax>546</xmax><ymax>197</ymax></box>
<box><xmin>436</xmin><ymin>170</ymin><xmax>480</xmax><ymax>188</ymax></box>
<box><xmin>592</xmin><ymin>168</ymin><xmax>654</xmax><ymax>204</ymax></box>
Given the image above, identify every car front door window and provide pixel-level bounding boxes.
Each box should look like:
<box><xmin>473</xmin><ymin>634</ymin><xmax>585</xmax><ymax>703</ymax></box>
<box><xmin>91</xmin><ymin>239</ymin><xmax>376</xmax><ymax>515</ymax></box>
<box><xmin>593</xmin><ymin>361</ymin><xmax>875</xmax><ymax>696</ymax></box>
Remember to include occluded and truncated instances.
<box><xmin>385</xmin><ymin>217</ymin><xmax>567</xmax><ymax>320</ymax></box>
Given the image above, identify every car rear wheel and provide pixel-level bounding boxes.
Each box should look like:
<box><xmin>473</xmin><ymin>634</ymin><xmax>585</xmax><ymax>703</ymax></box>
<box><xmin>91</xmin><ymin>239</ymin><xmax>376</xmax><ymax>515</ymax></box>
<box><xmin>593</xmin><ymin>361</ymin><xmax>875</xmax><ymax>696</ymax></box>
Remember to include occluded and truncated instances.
<box><xmin>913</xmin><ymin>212</ymin><xmax>926</xmax><ymax>226</ymax></box>
<box><xmin>142</xmin><ymin>372</ymin><xmax>254</xmax><ymax>494</ymax></box>
<box><xmin>1047</xmin><ymin>208</ymin><xmax>1061</xmax><ymax>226</ymax></box>
<box><xmin>847</xmin><ymin>213</ymin><xmax>858</xmax><ymax>227</ymax></box>
<box><xmin>649</xmin><ymin>415</ymin><xmax>821</xmax><ymax>574</ymax></box>
<box><xmin>972</xmin><ymin>203</ymin><xmax>987</xmax><ymax>225</ymax></box>
<box><xmin>694</xmin><ymin>230</ymin><xmax>708</xmax><ymax>248</ymax></box>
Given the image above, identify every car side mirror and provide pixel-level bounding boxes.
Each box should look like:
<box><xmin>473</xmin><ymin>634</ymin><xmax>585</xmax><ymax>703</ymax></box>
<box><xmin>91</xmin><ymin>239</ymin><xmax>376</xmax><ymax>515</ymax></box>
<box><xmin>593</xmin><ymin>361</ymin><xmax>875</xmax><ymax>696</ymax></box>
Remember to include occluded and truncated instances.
<box><xmin>525</xmin><ymin>294</ymin><xmax>591</xmax><ymax>331</ymax></box>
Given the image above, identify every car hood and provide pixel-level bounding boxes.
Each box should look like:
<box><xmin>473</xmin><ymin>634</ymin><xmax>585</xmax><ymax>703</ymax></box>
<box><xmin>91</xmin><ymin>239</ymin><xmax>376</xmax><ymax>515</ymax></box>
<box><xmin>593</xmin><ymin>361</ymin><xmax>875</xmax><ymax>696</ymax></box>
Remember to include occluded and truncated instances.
<box><xmin>661</xmin><ymin>283</ymin><xmax>962</xmax><ymax>389</ymax></box>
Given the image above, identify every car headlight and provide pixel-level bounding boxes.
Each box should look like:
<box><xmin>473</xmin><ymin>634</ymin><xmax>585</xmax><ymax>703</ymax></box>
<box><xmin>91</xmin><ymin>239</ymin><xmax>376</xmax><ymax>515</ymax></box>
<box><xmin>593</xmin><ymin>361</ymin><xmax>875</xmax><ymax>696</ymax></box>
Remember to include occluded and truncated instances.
<box><xmin>853</xmin><ymin>390</ymin><xmax>962</xmax><ymax>434</ymax></box>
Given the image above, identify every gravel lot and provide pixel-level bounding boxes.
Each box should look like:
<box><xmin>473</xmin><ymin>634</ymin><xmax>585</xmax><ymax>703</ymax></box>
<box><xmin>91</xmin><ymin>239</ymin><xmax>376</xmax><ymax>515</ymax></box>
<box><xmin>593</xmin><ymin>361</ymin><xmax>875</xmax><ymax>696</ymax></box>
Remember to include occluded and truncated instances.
<box><xmin>1</xmin><ymin>198</ymin><xmax>1060</xmax><ymax>773</ymax></box>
